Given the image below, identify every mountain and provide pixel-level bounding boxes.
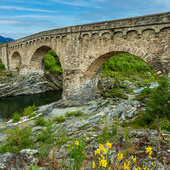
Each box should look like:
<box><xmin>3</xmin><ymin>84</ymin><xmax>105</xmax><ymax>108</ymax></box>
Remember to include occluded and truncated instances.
<box><xmin>0</xmin><ymin>35</ymin><xmax>14</xmax><ymax>43</ymax></box>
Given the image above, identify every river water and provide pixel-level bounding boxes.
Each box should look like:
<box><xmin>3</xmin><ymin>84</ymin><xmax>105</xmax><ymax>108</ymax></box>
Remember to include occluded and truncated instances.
<box><xmin>0</xmin><ymin>90</ymin><xmax>62</xmax><ymax>120</ymax></box>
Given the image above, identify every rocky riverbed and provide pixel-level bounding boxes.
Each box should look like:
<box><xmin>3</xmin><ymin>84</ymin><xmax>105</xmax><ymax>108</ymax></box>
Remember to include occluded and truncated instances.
<box><xmin>0</xmin><ymin>86</ymin><xmax>169</xmax><ymax>169</ymax></box>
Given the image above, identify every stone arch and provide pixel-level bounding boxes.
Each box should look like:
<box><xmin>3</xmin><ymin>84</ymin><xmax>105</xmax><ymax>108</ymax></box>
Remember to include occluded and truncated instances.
<box><xmin>141</xmin><ymin>29</ymin><xmax>155</xmax><ymax>39</ymax></box>
<box><xmin>84</xmin><ymin>49</ymin><xmax>158</xmax><ymax>80</ymax></box>
<box><xmin>29</xmin><ymin>45</ymin><xmax>63</xmax><ymax>73</ymax></box>
<box><xmin>11</xmin><ymin>51</ymin><xmax>21</xmax><ymax>70</ymax></box>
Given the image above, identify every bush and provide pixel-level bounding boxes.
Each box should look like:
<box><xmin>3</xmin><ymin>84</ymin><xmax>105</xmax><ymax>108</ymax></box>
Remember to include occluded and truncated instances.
<box><xmin>53</xmin><ymin>115</ymin><xmax>66</xmax><ymax>123</ymax></box>
<box><xmin>108</xmin><ymin>88</ymin><xmax>128</xmax><ymax>99</ymax></box>
<box><xmin>23</xmin><ymin>105</ymin><xmax>37</xmax><ymax>116</ymax></box>
<box><xmin>145</xmin><ymin>76</ymin><xmax>170</xmax><ymax>121</ymax></box>
<box><xmin>12</xmin><ymin>112</ymin><xmax>21</xmax><ymax>123</ymax></box>
<box><xmin>34</xmin><ymin>116</ymin><xmax>47</xmax><ymax>126</ymax></box>
<box><xmin>134</xmin><ymin>87</ymin><xmax>153</xmax><ymax>102</ymax></box>
<box><xmin>66</xmin><ymin>110</ymin><xmax>83</xmax><ymax>117</ymax></box>
<box><xmin>0</xmin><ymin>126</ymin><xmax>32</xmax><ymax>153</ymax></box>
<box><xmin>36</xmin><ymin>121</ymin><xmax>55</xmax><ymax>144</ymax></box>
<box><xmin>6</xmin><ymin>73</ymin><xmax>13</xmax><ymax>77</ymax></box>
<box><xmin>44</xmin><ymin>50</ymin><xmax>62</xmax><ymax>75</ymax></box>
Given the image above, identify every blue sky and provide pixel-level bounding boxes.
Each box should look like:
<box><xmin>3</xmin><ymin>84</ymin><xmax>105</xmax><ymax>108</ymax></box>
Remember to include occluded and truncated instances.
<box><xmin>0</xmin><ymin>0</ymin><xmax>169</xmax><ymax>39</ymax></box>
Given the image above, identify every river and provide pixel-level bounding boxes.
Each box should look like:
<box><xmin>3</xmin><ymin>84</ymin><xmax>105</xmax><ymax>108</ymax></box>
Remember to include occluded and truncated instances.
<box><xmin>0</xmin><ymin>90</ymin><xmax>62</xmax><ymax>120</ymax></box>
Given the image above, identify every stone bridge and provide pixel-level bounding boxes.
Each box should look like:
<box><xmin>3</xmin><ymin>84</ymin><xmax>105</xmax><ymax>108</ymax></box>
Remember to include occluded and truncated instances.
<box><xmin>0</xmin><ymin>12</ymin><xmax>170</xmax><ymax>101</ymax></box>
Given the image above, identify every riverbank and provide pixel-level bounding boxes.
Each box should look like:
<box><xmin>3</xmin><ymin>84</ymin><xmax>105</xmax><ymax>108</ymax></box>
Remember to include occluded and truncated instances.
<box><xmin>0</xmin><ymin>78</ymin><xmax>169</xmax><ymax>169</ymax></box>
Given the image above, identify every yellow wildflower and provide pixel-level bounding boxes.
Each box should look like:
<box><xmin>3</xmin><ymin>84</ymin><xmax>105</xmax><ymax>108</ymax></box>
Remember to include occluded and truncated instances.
<box><xmin>131</xmin><ymin>156</ymin><xmax>136</xmax><ymax>163</ymax></box>
<box><xmin>100</xmin><ymin>159</ymin><xmax>107</xmax><ymax>168</ymax></box>
<box><xmin>92</xmin><ymin>161</ymin><xmax>95</xmax><ymax>169</ymax></box>
<box><xmin>118</xmin><ymin>152</ymin><xmax>123</xmax><ymax>161</ymax></box>
<box><xmin>151</xmin><ymin>163</ymin><xmax>156</xmax><ymax>167</ymax></box>
<box><xmin>95</xmin><ymin>148</ymin><xmax>100</xmax><ymax>155</ymax></box>
<box><xmin>106</xmin><ymin>141</ymin><xmax>112</xmax><ymax>149</ymax></box>
<box><xmin>146</xmin><ymin>146</ymin><xmax>152</xmax><ymax>153</ymax></box>
<box><xmin>75</xmin><ymin>141</ymin><xmax>79</xmax><ymax>146</ymax></box>
<box><xmin>99</xmin><ymin>144</ymin><xmax>104</xmax><ymax>148</ymax></box>
<box><xmin>124</xmin><ymin>161</ymin><xmax>130</xmax><ymax>170</ymax></box>
<box><xmin>143</xmin><ymin>167</ymin><xmax>149</xmax><ymax>170</ymax></box>
<box><xmin>104</xmin><ymin>148</ymin><xmax>108</xmax><ymax>155</ymax></box>
<box><xmin>86</xmin><ymin>137</ymin><xmax>89</xmax><ymax>140</ymax></box>
<box><xmin>149</xmin><ymin>155</ymin><xmax>152</xmax><ymax>159</ymax></box>
<box><xmin>67</xmin><ymin>144</ymin><xmax>70</xmax><ymax>147</ymax></box>
<box><xmin>135</xmin><ymin>167</ymin><xmax>142</xmax><ymax>170</ymax></box>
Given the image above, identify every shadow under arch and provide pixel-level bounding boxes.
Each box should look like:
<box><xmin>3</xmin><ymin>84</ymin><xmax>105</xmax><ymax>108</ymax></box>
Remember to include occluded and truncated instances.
<box><xmin>11</xmin><ymin>51</ymin><xmax>22</xmax><ymax>70</ymax></box>
<box><xmin>29</xmin><ymin>45</ymin><xmax>63</xmax><ymax>73</ymax></box>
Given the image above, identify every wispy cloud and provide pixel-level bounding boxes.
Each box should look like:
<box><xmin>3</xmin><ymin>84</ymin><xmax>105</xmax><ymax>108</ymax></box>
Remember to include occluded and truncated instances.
<box><xmin>0</xmin><ymin>19</ymin><xmax>19</xmax><ymax>24</ymax></box>
<box><xmin>52</xmin><ymin>0</ymin><xmax>91</xmax><ymax>7</ymax></box>
<box><xmin>0</xmin><ymin>5</ymin><xmax>59</xmax><ymax>12</ymax></box>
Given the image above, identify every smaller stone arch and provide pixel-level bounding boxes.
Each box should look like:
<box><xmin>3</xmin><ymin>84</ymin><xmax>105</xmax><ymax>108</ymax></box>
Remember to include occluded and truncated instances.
<box><xmin>11</xmin><ymin>51</ymin><xmax>21</xmax><ymax>70</ymax></box>
<box><xmin>29</xmin><ymin>46</ymin><xmax>63</xmax><ymax>73</ymax></box>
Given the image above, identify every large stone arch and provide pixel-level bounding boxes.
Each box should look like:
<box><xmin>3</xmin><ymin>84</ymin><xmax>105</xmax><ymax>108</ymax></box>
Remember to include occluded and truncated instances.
<box><xmin>10</xmin><ymin>51</ymin><xmax>22</xmax><ymax>70</ymax></box>
<box><xmin>28</xmin><ymin>45</ymin><xmax>63</xmax><ymax>74</ymax></box>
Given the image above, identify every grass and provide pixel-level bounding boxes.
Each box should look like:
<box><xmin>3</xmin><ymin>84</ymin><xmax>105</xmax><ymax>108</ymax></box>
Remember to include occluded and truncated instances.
<box><xmin>34</xmin><ymin>116</ymin><xmax>47</xmax><ymax>126</ymax></box>
<box><xmin>53</xmin><ymin>115</ymin><xmax>66</xmax><ymax>123</ymax></box>
<box><xmin>65</xmin><ymin>110</ymin><xmax>84</xmax><ymax>117</ymax></box>
<box><xmin>23</xmin><ymin>105</ymin><xmax>37</xmax><ymax>116</ymax></box>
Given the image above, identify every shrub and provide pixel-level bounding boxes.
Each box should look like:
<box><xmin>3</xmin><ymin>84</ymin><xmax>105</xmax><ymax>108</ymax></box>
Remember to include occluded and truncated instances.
<box><xmin>53</xmin><ymin>115</ymin><xmax>66</xmax><ymax>123</ymax></box>
<box><xmin>66</xmin><ymin>110</ymin><xmax>83</xmax><ymax>117</ymax></box>
<box><xmin>12</xmin><ymin>112</ymin><xmax>21</xmax><ymax>123</ymax></box>
<box><xmin>6</xmin><ymin>73</ymin><xmax>13</xmax><ymax>77</ymax></box>
<box><xmin>44</xmin><ymin>50</ymin><xmax>62</xmax><ymax>75</ymax></box>
<box><xmin>67</xmin><ymin>139</ymin><xmax>85</xmax><ymax>169</ymax></box>
<box><xmin>36</xmin><ymin>121</ymin><xmax>55</xmax><ymax>144</ymax></box>
<box><xmin>145</xmin><ymin>76</ymin><xmax>170</xmax><ymax>121</ymax></box>
<box><xmin>134</xmin><ymin>87</ymin><xmax>153</xmax><ymax>102</ymax></box>
<box><xmin>0</xmin><ymin>126</ymin><xmax>32</xmax><ymax>153</ymax></box>
<box><xmin>108</xmin><ymin>88</ymin><xmax>128</xmax><ymax>99</ymax></box>
<box><xmin>34</xmin><ymin>116</ymin><xmax>47</xmax><ymax>126</ymax></box>
<box><xmin>23</xmin><ymin>105</ymin><xmax>37</xmax><ymax>116</ymax></box>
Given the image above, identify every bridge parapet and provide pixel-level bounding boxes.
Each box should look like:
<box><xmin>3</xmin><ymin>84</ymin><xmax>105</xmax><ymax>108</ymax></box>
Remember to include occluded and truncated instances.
<box><xmin>6</xmin><ymin>12</ymin><xmax>170</xmax><ymax>47</ymax></box>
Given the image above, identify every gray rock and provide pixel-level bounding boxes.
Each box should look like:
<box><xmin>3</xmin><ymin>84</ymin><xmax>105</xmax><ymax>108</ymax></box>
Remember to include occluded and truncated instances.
<box><xmin>0</xmin><ymin>73</ymin><xmax>62</xmax><ymax>98</ymax></box>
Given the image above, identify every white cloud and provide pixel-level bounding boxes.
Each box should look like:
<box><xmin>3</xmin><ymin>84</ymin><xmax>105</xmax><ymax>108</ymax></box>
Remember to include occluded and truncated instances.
<box><xmin>0</xmin><ymin>19</ymin><xmax>19</xmax><ymax>24</ymax></box>
<box><xmin>52</xmin><ymin>0</ymin><xmax>91</xmax><ymax>7</ymax></box>
<box><xmin>153</xmin><ymin>0</ymin><xmax>170</xmax><ymax>6</ymax></box>
<box><xmin>0</xmin><ymin>6</ymin><xmax>59</xmax><ymax>13</ymax></box>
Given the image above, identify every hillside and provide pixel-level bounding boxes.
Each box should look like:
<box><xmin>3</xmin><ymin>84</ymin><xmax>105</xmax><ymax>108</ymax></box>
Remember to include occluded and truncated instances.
<box><xmin>0</xmin><ymin>35</ymin><xmax>14</xmax><ymax>43</ymax></box>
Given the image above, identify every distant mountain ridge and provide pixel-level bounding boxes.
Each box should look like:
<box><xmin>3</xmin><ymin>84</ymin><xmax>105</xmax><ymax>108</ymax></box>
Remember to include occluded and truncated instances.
<box><xmin>0</xmin><ymin>35</ymin><xmax>14</xmax><ymax>43</ymax></box>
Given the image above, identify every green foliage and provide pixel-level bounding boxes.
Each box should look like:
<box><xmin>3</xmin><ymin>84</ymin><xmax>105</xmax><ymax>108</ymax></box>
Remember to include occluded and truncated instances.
<box><xmin>98</xmin><ymin>124</ymin><xmax>117</xmax><ymax>143</ymax></box>
<box><xmin>0</xmin><ymin>126</ymin><xmax>32</xmax><ymax>153</ymax></box>
<box><xmin>145</xmin><ymin>76</ymin><xmax>170</xmax><ymax>121</ymax></box>
<box><xmin>101</xmin><ymin>53</ymin><xmax>157</xmax><ymax>81</ymax></box>
<box><xmin>44</xmin><ymin>50</ymin><xmax>62</xmax><ymax>75</ymax></box>
<box><xmin>53</xmin><ymin>115</ymin><xmax>66</xmax><ymax>123</ymax></box>
<box><xmin>67</xmin><ymin>139</ymin><xmax>85</xmax><ymax>169</ymax></box>
<box><xmin>23</xmin><ymin>105</ymin><xmax>37</xmax><ymax>116</ymax></box>
<box><xmin>134</xmin><ymin>87</ymin><xmax>153</xmax><ymax>102</ymax></box>
<box><xmin>16</xmin><ymin>67</ymin><xmax>19</xmax><ymax>71</ymax></box>
<box><xmin>29</xmin><ymin>113</ymin><xmax>36</xmax><ymax>118</ymax></box>
<box><xmin>34</xmin><ymin>116</ymin><xmax>47</xmax><ymax>126</ymax></box>
<box><xmin>6</xmin><ymin>72</ymin><xmax>13</xmax><ymax>77</ymax></box>
<box><xmin>36</xmin><ymin>121</ymin><xmax>55</xmax><ymax>144</ymax></box>
<box><xmin>107</xmin><ymin>88</ymin><xmax>128</xmax><ymax>99</ymax></box>
<box><xmin>12</xmin><ymin>112</ymin><xmax>21</xmax><ymax>123</ymax></box>
<box><xmin>0</xmin><ymin>58</ymin><xmax>5</xmax><ymax>72</ymax></box>
<box><xmin>65</xmin><ymin>110</ymin><xmax>84</xmax><ymax>117</ymax></box>
<box><xmin>28</xmin><ymin>164</ymin><xmax>42</xmax><ymax>170</ymax></box>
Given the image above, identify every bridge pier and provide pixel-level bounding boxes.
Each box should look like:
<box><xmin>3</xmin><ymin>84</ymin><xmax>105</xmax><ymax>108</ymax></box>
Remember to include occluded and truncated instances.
<box><xmin>62</xmin><ymin>69</ymin><xmax>100</xmax><ymax>101</ymax></box>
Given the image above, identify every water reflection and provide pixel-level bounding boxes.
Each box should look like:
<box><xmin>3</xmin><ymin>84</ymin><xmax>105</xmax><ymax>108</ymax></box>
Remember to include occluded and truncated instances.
<box><xmin>0</xmin><ymin>90</ymin><xmax>62</xmax><ymax>119</ymax></box>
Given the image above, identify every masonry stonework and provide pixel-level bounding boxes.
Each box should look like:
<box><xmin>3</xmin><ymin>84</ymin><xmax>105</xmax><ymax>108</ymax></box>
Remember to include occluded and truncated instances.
<box><xmin>0</xmin><ymin>12</ymin><xmax>170</xmax><ymax>101</ymax></box>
